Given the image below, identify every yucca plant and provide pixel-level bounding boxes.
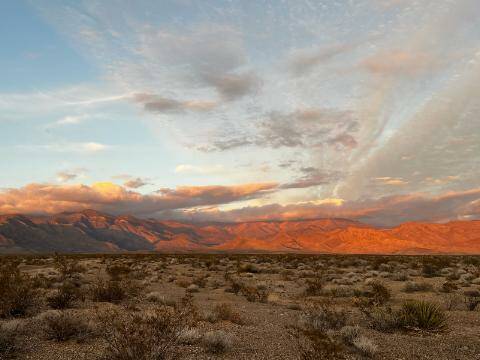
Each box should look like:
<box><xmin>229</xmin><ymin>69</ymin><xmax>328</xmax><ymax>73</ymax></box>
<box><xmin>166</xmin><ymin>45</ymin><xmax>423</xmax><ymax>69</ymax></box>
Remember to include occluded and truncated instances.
<box><xmin>399</xmin><ymin>300</ymin><xmax>447</xmax><ymax>331</ymax></box>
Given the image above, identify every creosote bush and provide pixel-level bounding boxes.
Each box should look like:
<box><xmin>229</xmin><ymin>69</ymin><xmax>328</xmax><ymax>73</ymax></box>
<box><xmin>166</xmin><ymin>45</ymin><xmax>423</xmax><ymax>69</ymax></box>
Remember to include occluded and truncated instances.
<box><xmin>47</xmin><ymin>281</ymin><xmax>83</xmax><ymax>309</ymax></box>
<box><xmin>90</xmin><ymin>279</ymin><xmax>138</xmax><ymax>303</ymax></box>
<box><xmin>41</xmin><ymin>310</ymin><xmax>93</xmax><ymax>342</ymax></box>
<box><xmin>99</xmin><ymin>306</ymin><xmax>185</xmax><ymax>360</ymax></box>
<box><xmin>0</xmin><ymin>263</ymin><xmax>36</xmax><ymax>318</ymax></box>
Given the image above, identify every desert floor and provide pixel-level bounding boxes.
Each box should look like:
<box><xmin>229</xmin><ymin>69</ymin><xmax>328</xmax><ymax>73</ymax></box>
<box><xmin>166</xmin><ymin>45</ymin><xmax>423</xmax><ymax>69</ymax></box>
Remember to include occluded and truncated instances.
<box><xmin>1</xmin><ymin>254</ymin><xmax>480</xmax><ymax>359</ymax></box>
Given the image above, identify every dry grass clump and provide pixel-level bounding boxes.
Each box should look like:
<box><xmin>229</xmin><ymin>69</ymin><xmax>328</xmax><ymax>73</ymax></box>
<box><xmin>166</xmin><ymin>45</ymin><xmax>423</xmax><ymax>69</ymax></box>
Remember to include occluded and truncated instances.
<box><xmin>99</xmin><ymin>306</ymin><xmax>186</xmax><ymax>360</ymax></box>
<box><xmin>0</xmin><ymin>263</ymin><xmax>36</xmax><ymax>318</ymax></box>
<box><xmin>177</xmin><ymin>327</ymin><xmax>201</xmax><ymax>345</ymax></box>
<box><xmin>202</xmin><ymin>330</ymin><xmax>234</xmax><ymax>354</ymax></box>
<box><xmin>40</xmin><ymin>310</ymin><xmax>94</xmax><ymax>342</ymax></box>
<box><xmin>352</xmin><ymin>335</ymin><xmax>377</xmax><ymax>358</ymax></box>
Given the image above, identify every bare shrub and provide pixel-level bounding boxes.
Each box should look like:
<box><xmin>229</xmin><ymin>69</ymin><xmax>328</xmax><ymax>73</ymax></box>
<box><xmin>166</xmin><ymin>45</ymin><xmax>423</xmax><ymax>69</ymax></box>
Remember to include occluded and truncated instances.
<box><xmin>41</xmin><ymin>310</ymin><xmax>93</xmax><ymax>342</ymax></box>
<box><xmin>99</xmin><ymin>306</ymin><xmax>185</xmax><ymax>360</ymax></box>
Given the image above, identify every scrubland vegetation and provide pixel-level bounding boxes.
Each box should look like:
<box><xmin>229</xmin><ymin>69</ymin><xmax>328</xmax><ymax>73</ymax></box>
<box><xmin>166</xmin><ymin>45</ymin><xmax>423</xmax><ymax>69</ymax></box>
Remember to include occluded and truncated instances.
<box><xmin>1</xmin><ymin>254</ymin><xmax>480</xmax><ymax>359</ymax></box>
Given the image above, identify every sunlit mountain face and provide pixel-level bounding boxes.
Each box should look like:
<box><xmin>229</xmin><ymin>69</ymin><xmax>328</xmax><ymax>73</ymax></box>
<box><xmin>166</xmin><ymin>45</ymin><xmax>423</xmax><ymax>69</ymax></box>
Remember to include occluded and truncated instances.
<box><xmin>1</xmin><ymin>1</ymin><xmax>480</xmax><ymax>231</ymax></box>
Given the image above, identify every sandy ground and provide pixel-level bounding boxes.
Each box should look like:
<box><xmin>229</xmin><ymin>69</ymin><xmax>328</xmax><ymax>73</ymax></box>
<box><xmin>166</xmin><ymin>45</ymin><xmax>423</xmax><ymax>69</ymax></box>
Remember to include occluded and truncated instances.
<box><xmin>1</xmin><ymin>254</ymin><xmax>480</xmax><ymax>360</ymax></box>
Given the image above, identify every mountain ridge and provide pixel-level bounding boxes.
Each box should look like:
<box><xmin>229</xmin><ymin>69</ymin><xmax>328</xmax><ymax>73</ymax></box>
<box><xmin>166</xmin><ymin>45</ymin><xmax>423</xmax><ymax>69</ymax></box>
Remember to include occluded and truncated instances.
<box><xmin>0</xmin><ymin>209</ymin><xmax>479</xmax><ymax>254</ymax></box>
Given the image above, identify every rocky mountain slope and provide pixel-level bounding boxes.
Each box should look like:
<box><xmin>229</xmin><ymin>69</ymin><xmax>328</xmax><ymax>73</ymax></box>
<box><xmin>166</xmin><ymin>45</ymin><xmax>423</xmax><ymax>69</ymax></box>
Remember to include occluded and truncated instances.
<box><xmin>0</xmin><ymin>209</ymin><xmax>479</xmax><ymax>254</ymax></box>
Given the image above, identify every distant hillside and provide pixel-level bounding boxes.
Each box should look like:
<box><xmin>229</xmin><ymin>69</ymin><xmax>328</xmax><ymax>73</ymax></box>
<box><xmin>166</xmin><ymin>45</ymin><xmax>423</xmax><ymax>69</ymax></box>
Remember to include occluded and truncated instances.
<box><xmin>1</xmin><ymin>210</ymin><xmax>479</xmax><ymax>254</ymax></box>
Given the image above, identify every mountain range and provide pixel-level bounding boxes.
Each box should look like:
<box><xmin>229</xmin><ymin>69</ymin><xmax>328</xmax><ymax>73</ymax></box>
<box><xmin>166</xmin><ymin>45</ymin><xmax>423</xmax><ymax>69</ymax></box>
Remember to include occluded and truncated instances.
<box><xmin>1</xmin><ymin>209</ymin><xmax>479</xmax><ymax>254</ymax></box>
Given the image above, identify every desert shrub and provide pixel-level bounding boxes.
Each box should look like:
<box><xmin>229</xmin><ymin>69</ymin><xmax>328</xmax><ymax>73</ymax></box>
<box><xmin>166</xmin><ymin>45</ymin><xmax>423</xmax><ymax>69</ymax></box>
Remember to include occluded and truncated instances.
<box><xmin>443</xmin><ymin>293</ymin><xmax>463</xmax><ymax>310</ymax></box>
<box><xmin>238</xmin><ymin>263</ymin><xmax>260</xmax><ymax>273</ymax></box>
<box><xmin>440</xmin><ymin>281</ymin><xmax>458</xmax><ymax>293</ymax></box>
<box><xmin>0</xmin><ymin>322</ymin><xmax>18</xmax><ymax>359</ymax></box>
<box><xmin>304</xmin><ymin>274</ymin><xmax>325</xmax><ymax>296</ymax></box>
<box><xmin>202</xmin><ymin>330</ymin><xmax>233</xmax><ymax>354</ymax></box>
<box><xmin>213</xmin><ymin>303</ymin><xmax>244</xmax><ymax>325</ymax></box>
<box><xmin>366</xmin><ymin>281</ymin><xmax>391</xmax><ymax>305</ymax></box>
<box><xmin>145</xmin><ymin>292</ymin><xmax>176</xmax><ymax>306</ymax></box>
<box><xmin>403</xmin><ymin>281</ymin><xmax>433</xmax><ymax>293</ymax></box>
<box><xmin>41</xmin><ymin>310</ymin><xmax>93</xmax><ymax>342</ymax></box>
<box><xmin>99</xmin><ymin>306</ymin><xmax>185</xmax><ymax>360</ymax></box>
<box><xmin>0</xmin><ymin>263</ymin><xmax>36</xmax><ymax>317</ymax></box>
<box><xmin>464</xmin><ymin>295</ymin><xmax>480</xmax><ymax>311</ymax></box>
<box><xmin>53</xmin><ymin>255</ymin><xmax>85</xmax><ymax>280</ymax></box>
<box><xmin>365</xmin><ymin>306</ymin><xmax>401</xmax><ymax>332</ymax></box>
<box><xmin>240</xmin><ymin>285</ymin><xmax>269</xmax><ymax>303</ymax></box>
<box><xmin>192</xmin><ymin>276</ymin><xmax>208</xmax><ymax>288</ymax></box>
<box><xmin>90</xmin><ymin>279</ymin><xmax>137</xmax><ymax>303</ymax></box>
<box><xmin>398</xmin><ymin>301</ymin><xmax>447</xmax><ymax>331</ymax></box>
<box><xmin>421</xmin><ymin>257</ymin><xmax>450</xmax><ymax>277</ymax></box>
<box><xmin>300</xmin><ymin>303</ymin><xmax>347</xmax><ymax>332</ymax></box>
<box><xmin>106</xmin><ymin>263</ymin><xmax>132</xmax><ymax>280</ymax></box>
<box><xmin>47</xmin><ymin>281</ymin><xmax>83</xmax><ymax>309</ymax></box>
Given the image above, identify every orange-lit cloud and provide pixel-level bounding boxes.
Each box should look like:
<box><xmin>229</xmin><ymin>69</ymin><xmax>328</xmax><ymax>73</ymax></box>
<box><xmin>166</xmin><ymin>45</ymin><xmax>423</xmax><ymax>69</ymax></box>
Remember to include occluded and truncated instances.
<box><xmin>0</xmin><ymin>182</ymin><xmax>479</xmax><ymax>226</ymax></box>
<box><xmin>171</xmin><ymin>188</ymin><xmax>480</xmax><ymax>226</ymax></box>
<box><xmin>0</xmin><ymin>182</ymin><xmax>277</xmax><ymax>216</ymax></box>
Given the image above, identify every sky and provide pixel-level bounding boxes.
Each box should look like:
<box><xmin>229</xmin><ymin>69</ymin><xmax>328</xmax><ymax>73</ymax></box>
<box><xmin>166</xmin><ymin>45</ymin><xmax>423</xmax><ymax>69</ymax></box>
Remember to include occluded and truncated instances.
<box><xmin>1</xmin><ymin>0</ymin><xmax>480</xmax><ymax>226</ymax></box>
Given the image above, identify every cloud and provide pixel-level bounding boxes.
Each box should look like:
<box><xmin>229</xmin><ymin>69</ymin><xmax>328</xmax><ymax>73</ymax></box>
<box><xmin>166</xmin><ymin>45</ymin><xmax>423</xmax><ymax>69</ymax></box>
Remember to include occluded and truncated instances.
<box><xmin>281</xmin><ymin>169</ymin><xmax>339</xmax><ymax>189</ymax></box>
<box><xmin>288</xmin><ymin>44</ymin><xmax>352</xmax><ymax>76</ymax></box>
<box><xmin>199</xmin><ymin>108</ymin><xmax>358</xmax><ymax>152</ymax></box>
<box><xmin>175</xmin><ymin>164</ymin><xmax>225</xmax><ymax>175</ymax></box>
<box><xmin>173</xmin><ymin>188</ymin><xmax>480</xmax><ymax>226</ymax></box>
<box><xmin>374</xmin><ymin>177</ymin><xmax>409</xmax><ymax>186</ymax></box>
<box><xmin>134</xmin><ymin>93</ymin><xmax>216</xmax><ymax>114</ymax></box>
<box><xmin>201</xmin><ymin>72</ymin><xmax>261</xmax><ymax>101</ymax></box>
<box><xmin>18</xmin><ymin>142</ymin><xmax>109</xmax><ymax>154</ymax></box>
<box><xmin>56</xmin><ymin>172</ymin><xmax>77</xmax><ymax>182</ymax></box>
<box><xmin>123</xmin><ymin>178</ymin><xmax>150</xmax><ymax>189</ymax></box>
<box><xmin>361</xmin><ymin>50</ymin><xmax>439</xmax><ymax>76</ymax></box>
<box><xmin>0</xmin><ymin>181</ymin><xmax>278</xmax><ymax>216</ymax></box>
<box><xmin>54</xmin><ymin>115</ymin><xmax>86</xmax><ymax>126</ymax></box>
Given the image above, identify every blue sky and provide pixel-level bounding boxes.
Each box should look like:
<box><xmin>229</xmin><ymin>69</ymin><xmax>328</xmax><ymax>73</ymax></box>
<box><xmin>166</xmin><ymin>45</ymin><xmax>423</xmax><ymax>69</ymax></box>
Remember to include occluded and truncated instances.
<box><xmin>1</xmin><ymin>0</ymin><xmax>479</xmax><ymax>225</ymax></box>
